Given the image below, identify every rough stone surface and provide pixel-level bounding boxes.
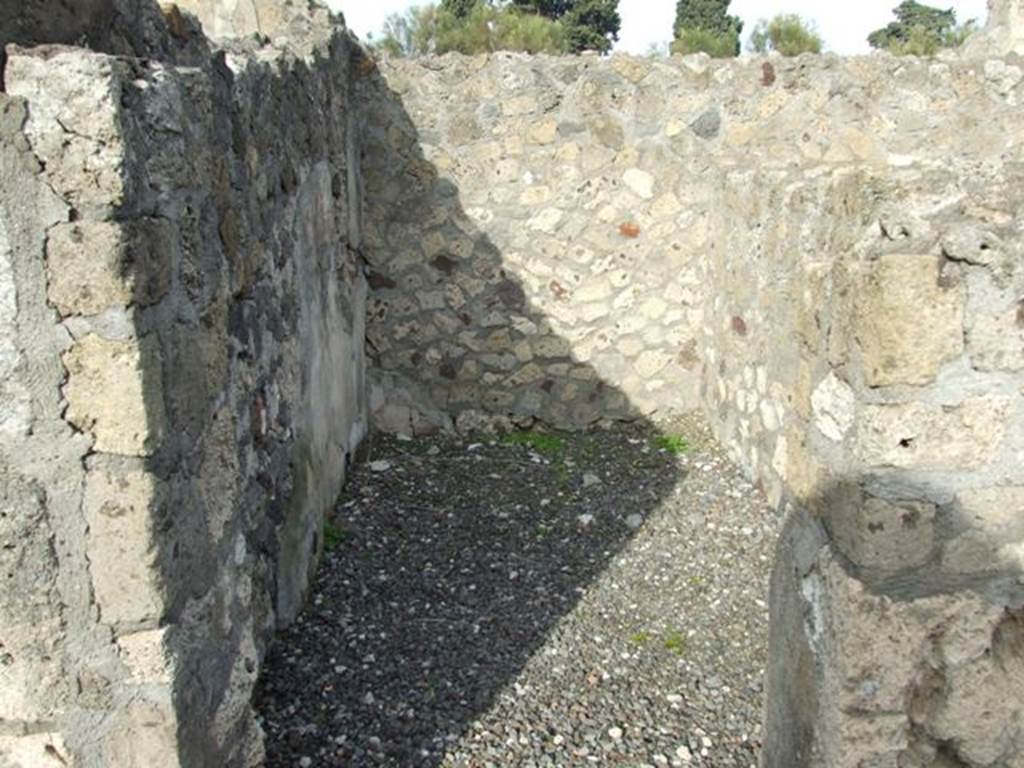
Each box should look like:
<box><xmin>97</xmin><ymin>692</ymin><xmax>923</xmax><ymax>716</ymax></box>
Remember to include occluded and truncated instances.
<box><xmin>1</xmin><ymin>6</ymin><xmax>366</xmax><ymax>767</ymax></box>
<box><xmin>852</xmin><ymin>253</ymin><xmax>966</xmax><ymax>387</ymax></box>
<box><xmin>2</xmin><ymin>1</ymin><xmax>1024</xmax><ymax>766</ymax></box>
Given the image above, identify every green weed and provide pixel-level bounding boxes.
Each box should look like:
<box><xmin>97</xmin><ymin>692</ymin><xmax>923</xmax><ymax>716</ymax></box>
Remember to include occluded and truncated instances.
<box><xmin>323</xmin><ymin>520</ymin><xmax>347</xmax><ymax>552</ymax></box>
<box><xmin>663</xmin><ymin>631</ymin><xmax>687</xmax><ymax>656</ymax></box>
<box><xmin>654</xmin><ymin>435</ymin><xmax>691</xmax><ymax>455</ymax></box>
<box><xmin>502</xmin><ymin>430</ymin><xmax>566</xmax><ymax>456</ymax></box>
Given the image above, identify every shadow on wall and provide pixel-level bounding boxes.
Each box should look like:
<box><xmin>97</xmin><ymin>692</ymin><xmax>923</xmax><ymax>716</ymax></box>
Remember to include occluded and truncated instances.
<box><xmin>4</xmin><ymin>7</ymin><xmax>364</xmax><ymax>765</ymax></box>
<box><xmin>353</xmin><ymin>56</ymin><xmax>703</xmax><ymax>434</ymax></box>
<box><xmin>251</xmin><ymin>57</ymin><xmax>694</xmax><ymax>766</ymax></box>
<box><xmin>765</xmin><ymin>478</ymin><xmax>1024</xmax><ymax>768</ymax></box>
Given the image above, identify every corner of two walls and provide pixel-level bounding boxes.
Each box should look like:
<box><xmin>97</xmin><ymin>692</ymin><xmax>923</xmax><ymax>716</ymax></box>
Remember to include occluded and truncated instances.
<box><xmin>362</xmin><ymin>51</ymin><xmax>1024</xmax><ymax>766</ymax></box>
<box><xmin>0</xmin><ymin>10</ymin><xmax>366</xmax><ymax>767</ymax></box>
<box><xmin>700</xmin><ymin>114</ymin><xmax>1024</xmax><ymax>768</ymax></box>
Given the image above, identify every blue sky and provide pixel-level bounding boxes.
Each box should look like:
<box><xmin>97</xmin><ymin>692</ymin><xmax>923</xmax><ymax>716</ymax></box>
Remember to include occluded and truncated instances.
<box><xmin>327</xmin><ymin>0</ymin><xmax>989</xmax><ymax>55</ymax></box>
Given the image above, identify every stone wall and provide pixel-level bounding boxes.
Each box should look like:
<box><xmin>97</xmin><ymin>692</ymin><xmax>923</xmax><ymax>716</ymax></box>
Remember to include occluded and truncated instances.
<box><xmin>0</xmin><ymin>6</ymin><xmax>366</xmax><ymax>767</ymax></box>
<box><xmin>361</xmin><ymin>47</ymin><xmax>1024</xmax><ymax>767</ymax></box>
<box><xmin>2</xmin><ymin>0</ymin><xmax>1023</xmax><ymax>766</ymax></box>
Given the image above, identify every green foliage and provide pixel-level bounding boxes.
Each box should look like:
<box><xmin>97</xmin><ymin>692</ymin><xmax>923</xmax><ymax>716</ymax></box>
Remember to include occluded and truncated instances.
<box><xmin>629</xmin><ymin>630</ymin><xmax>651</xmax><ymax>645</ymax></box>
<box><xmin>663</xmin><ymin>631</ymin><xmax>687</xmax><ymax>655</ymax></box>
<box><xmin>673</xmin><ymin>0</ymin><xmax>742</xmax><ymax>56</ymax></box>
<box><xmin>749</xmin><ymin>14</ymin><xmax>823</xmax><ymax>56</ymax></box>
<box><xmin>371</xmin><ymin>2</ymin><xmax>570</xmax><ymax>56</ymax></box>
<box><xmin>502</xmin><ymin>430</ymin><xmax>567</xmax><ymax>455</ymax></box>
<box><xmin>562</xmin><ymin>0</ymin><xmax>621</xmax><ymax>53</ymax></box>
<box><xmin>868</xmin><ymin>1</ymin><xmax>976</xmax><ymax>55</ymax></box>
<box><xmin>670</xmin><ymin>27</ymin><xmax>739</xmax><ymax>58</ymax></box>
<box><xmin>654</xmin><ymin>434</ymin><xmax>691</xmax><ymax>455</ymax></box>
<box><xmin>368</xmin><ymin>5</ymin><xmax>438</xmax><ymax>56</ymax></box>
<box><xmin>511</xmin><ymin>0</ymin><xmax>620</xmax><ymax>53</ymax></box>
<box><xmin>323</xmin><ymin>520</ymin><xmax>347</xmax><ymax>552</ymax></box>
<box><xmin>441</xmin><ymin>0</ymin><xmax>479</xmax><ymax>17</ymax></box>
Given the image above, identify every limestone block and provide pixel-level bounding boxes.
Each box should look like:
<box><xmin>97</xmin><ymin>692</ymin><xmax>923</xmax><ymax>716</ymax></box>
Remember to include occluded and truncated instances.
<box><xmin>852</xmin><ymin>254</ymin><xmax>965</xmax><ymax>387</ymax></box>
<box><xmin>942</xmin><ymin>486</ymin><xmax>1024</xmax><ymax>573</ymax></box>
<box><xmin>83</xmin><ymin>464</ymin><xmax>166</xmax><ymax>626</ymax></box>
<box><xmin>63</xmin><ymin>334</ymin><xmax>166</xmax><ymax>456</ymax></box>
<box><xmin>7</xmin><ymin>50</ymin><xmax>125</xmax><ymax>218</ymax></box>
<box><xmin>856</xmin><ymin>395</ymin><xmax>1010</xmax><ymax>470</ymax></box>
<box><xmin>47</xmin><ymin>220</ymin><xmax>172</xmax><ymax>316</ymax></box>
<box><xmin>967</xmin><ymin>302</ymin><xmax>1024</xmax><ymax>372</ymax></box>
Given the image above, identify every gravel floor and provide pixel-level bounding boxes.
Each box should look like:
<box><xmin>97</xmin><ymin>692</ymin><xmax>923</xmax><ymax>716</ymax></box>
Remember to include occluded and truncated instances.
<box><xmin>255</xmin><ymin>413</ymin><xmax>781</xmax><ymax>768</ymax></box>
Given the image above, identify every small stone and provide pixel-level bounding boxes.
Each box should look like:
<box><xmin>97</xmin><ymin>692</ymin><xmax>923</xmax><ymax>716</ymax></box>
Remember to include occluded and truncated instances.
<box><xmin>623</xmin><ymin>168</ymin><xmax>655</xmax><ymax>199</ymax></box>
<box><xmin>369</xmin><ymin>460</ymin><xmax>391</xmax><ymax>472</ymax></box>
<box><xmin>608</xmin><ymin>726</ymin><xmax>624</xmax><ymax>741</ymax></box>
<box><xmin>578</xmin><ymin>513</ymin><xmax>595</xmax><ymax>526</ymax></box>
<box><xmin>299</xmin><ymin>758</ymin><xmax>312</xmax><ymax>768</ymax></box>
<box><xmin>626</xmin><ymin>514</ymin><xmax>643</xmax><ymax>529</ymax></box>
<box><xmin>582</xmin><ymin>473</ymin><xmax>602</xmax><ymax>488</ymax></box>
<box><xmin>690</xmin><ymin>108</ymin><xmax>721</xmax><ymax>139</ymax></box>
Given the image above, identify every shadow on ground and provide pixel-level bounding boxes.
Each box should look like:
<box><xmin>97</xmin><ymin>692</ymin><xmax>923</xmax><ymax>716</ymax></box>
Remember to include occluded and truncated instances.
<box><xmin>254</xmin><ymin>56</ymin><xmax>770</xmax><ymax>768</ymax></box>
<box><xmin>254</xmin><ymin>420</ymin><xmax>696</xmax><ymax>765</ymax></box>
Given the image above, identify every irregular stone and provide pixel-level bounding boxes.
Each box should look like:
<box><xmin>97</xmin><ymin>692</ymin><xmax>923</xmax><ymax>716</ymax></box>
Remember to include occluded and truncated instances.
<box><xmin>811</xmin><ymin>372</ymin><xmax>855</xmax><ymax>441</ymax></box>
<box><xmin>623</xmin><ymin>168</ymin><xmax>655</xmax><ymax>199</ymax></box>
<box><xmin>690</xmin><ymin>108</ymin><xmax>721</xmax><ymax>140</ymax></box>
<box><xmin>528</xmin><ymin>118</ymin><xmax>558</xmax><ymax>145</ymax></box>
<box><xmin>635</xmin><ymin>350</ymin><xmax>669</xmax><ymax>378</ymax></box>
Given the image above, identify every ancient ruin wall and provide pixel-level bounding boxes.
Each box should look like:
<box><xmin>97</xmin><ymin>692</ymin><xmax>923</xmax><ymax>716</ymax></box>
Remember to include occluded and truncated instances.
<box><xmin>362</xmin><ymin>49</ymin><xmax>1024</xmax><ymax>766</ymax></box>
<box><xmin>2</xmin><ymin>0</ymin><xmax>1023</xmax><ymax>765</ymax></box>
<box><xmin>0</xmin><ymin>7</ymin><xmax>366</xmax><ymax>767</ymax></box>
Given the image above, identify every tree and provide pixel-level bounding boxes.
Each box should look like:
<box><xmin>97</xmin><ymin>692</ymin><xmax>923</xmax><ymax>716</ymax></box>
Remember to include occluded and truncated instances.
<box><xmin>371</xmin><ymin>3</ymin><xmax>568</xmax><ymax>57</ymax></box>
<box><xmin>867</xmin><ymin>1</ymin><xmax>976</xmax><ymax>55</ymax></box>
<box><xmin>672</xmin><ymin>0</ymin><xmax>742</xmax><ymax>57</ymax></box>
<box><xmin>512</xmin><ymin>0</ymin><xmax>620</xmax><ymax>53</ymax></box>
<box><xmin>441</xmin><ymin>0</ymin><xmax>479</xmax><ymax>18</ymax></box>
<box><xmin>749</xmin><ymin>14</ymin><xmax>823</xmax><ymax>56</ymax></box>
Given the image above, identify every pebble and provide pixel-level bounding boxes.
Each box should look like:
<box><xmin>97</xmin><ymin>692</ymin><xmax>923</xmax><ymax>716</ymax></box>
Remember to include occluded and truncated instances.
<box><xmin>256</xmin><ymin>415</ymin><xmax>777</xmax><ymax>768</ymax></box>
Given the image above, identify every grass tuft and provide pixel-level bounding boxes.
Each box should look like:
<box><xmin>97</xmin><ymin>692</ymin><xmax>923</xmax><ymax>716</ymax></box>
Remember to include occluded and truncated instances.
<box><xmin>502</xmin><ymin>430</ymin><xmax>566</xmax><ymax>456</ymax></box>
<box><xmin>663</xmin><ymin>631</ymin><xmax>687</xmax><ymax>656</ymax></box>
<box><xmin>654</xmin><ymin>435</ymin><xmax>691</xmax><ymax>455</ymax></box>
<box><xmin>323</xmin><ymin>520</ymin><xmax>347</xmax><ymax>552</ymax></box>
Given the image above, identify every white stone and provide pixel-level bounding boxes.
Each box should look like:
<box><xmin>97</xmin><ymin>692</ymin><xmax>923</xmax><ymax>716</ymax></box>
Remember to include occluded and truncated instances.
<box><xmin>623</xmin><ymin>168</ymin><xmax>655</xmax><ymax>199</ymax></box>
<box><xmin>811</xmin><ymin>372</ymin><xmax>856</xmax><ymax>442</ymax></box>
